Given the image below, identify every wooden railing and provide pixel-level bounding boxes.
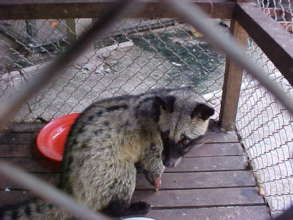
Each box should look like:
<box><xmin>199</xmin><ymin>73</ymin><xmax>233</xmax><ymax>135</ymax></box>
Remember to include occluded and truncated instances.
<box><xmin>0</xmin><ymin>0</ymin><xmax>234</xmax><ymax>19</ymax></box>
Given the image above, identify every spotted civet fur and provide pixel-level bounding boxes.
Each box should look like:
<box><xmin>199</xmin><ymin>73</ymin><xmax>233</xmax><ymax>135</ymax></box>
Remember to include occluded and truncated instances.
<box><xmin>0</xmin><ymin>87</ymin><xmax>214</xmax><ymax>219</ymax></box>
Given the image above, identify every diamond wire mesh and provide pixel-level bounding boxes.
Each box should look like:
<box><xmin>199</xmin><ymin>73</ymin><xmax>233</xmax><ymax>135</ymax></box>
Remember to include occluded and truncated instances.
<box><xmin>257</xmin><ymin>0</ymin><xmax>293</xmax><ymax>32</ymax></box>
<box><xmin>235</xmin><ymin>0</ymin><xmax>293</xmax><ymax>216</ymax></box>
<box><xmin>0</xmin><ymin>18</ymin><xmax>226</xmax><ymax>122</ymax></box>
<box><xmin>236</xmin><ymin>38</ymin><xmax>293</xmax><ymax>216</ymax></box>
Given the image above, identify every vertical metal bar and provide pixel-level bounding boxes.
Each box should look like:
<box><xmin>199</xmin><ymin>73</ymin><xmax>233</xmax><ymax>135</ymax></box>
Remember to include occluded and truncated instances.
<box><xmin>219</xmin><ymin>20</ymin><xmax>248</xmax><ymax>130</ymax></box>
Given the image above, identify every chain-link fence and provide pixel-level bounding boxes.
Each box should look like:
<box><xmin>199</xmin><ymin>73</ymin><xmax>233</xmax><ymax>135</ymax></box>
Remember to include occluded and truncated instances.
<box><xmin>0</xmin><ymin>18</ymin><xmax>226</xmax><ymax>122</ymax></box>
<box><xmin>257</xmin><ymin>0</ymin><xmax>292</xmax><ymax>33</ymax></box>
<box><xmin>236</xmin><ymin>0</ymin><xmax>293</xmax><ymax>216</ymax></box>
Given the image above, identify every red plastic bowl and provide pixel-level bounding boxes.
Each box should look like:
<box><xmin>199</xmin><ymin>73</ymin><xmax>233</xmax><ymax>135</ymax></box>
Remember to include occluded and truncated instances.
<box><xmin>36</xmin><ymin>113</ymin><xmax>80</xmax><ymax>162</ymax></box>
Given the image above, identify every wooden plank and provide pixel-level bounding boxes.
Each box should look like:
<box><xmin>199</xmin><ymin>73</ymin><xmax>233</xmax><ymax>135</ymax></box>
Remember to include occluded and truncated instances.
<box><xmin>133</xmin><ymin>187</ymin><xmax>265</xmax><ymax>207</ymax></box>
<box><xmin>147</xmin><ymin>206</ymin><xmax>270</xmax><ymax>220</ymax></box>
<box><xmin>1</xmin><ymin>170</ymin><xmax>255</xmax><ymax>190</ymax></box>
<box><xmin>167</xmin><ymin>156</ymin><xmax>247</xmax><ymax>172</ymax></box>
<box><xmin>186</xmin><ymin>143</ymin><xmax>243</xmax><ymax>157</ymax></box>
<box><xmin>0</xmin><ymin>133</ymin><xmax>35</xmax><ymax>145</ymax></box>
<box><xmin>0</xmin><ymin>193</ymin><xmax>270</xmax><ymax>220</ymax></box>
<box><xmin>203</xmin><ymin>130</ymin><xmax>239</xmax><ymax>143</ymax></box>
<box><xmin>219</xmin><ymin>19</ymin><xmax>248</xmax><ymax>131</ymax></box>
<box><xmin>0</xmin><ymin>156</ymin><xmax>247</xmax><ymax>173</ymax></box>
<box><xmin>0</xmin><ymin>0</ymin><xmax>234</xmax><ymax>20</ymax></box>
<box><xmin>0</xmin><ymin>187</ymin><xmax>265</xmax><ymax>208</ymax></box>
<box><xmin>0</xmin><ymin>192</ymin><xmax>268</xmax><ymax>220</ymax></box>
<box><xmin>0</xmin><ymin>173</ymin><xmax>60</xmax><ymax>190</ymax></box>
<box><xmin>8</xmin><ymin>123</ymin><xmax>45</xmax><ymax>133</ymax></box>
<box><xmin>0</xmin><ymin>158</ymin><xmax>61</xmax><ymax>173</ymax></box>
<box><xmin>137</xmin><ymin>171</ymin><xmax>256</xmax><ymax>189</ymax></box>
<box><xmin>0</xmin><ymin>144</ymin><xmax>34</xmax><ymax>157</ymax></box>
<box><xmin>235</xmin><ymin>3</ymin><xmax>293</xmax><ymax>86</ymax></box>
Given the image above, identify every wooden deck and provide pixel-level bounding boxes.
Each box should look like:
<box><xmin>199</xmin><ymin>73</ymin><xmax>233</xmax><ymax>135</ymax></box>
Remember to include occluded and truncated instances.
<box><xmin>0</xmin><ymin>123</ymin><xmax>271</xmax><ymax>219</ymax></box>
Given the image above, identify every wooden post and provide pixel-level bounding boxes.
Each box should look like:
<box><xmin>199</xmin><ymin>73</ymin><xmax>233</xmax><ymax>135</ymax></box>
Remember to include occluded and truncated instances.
<box><xmin>65</xmin><ymin>19</ymin><xmax>77</xmax><ymax>42</ymax></box>
<box><xmin>219</xmin><ymin>19</ymin><xmax>248</xmax><ymax>131</ymax></box>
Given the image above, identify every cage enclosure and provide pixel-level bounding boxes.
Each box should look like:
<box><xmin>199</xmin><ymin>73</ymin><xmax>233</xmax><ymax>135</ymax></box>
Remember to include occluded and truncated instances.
<box><xmin>0</xmin><ymin>0</ymin><xmax>292</xmax><ymax>219</ymax></box>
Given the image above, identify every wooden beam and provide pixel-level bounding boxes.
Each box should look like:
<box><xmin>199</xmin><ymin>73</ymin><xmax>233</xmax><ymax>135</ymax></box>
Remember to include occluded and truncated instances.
<box><xmin>220</xmin><ymin>19</ymin><xmax>248</xmax><ymax>131</ymax></box>
<box><xmin>0</xmin><ymin>0</ymin><xmax>235</xmax><ymax>20</ymax></box>
<box><xmin>235</xmin><ymin>3</ymin><xmax>293</xmax><ymax>86</ymax></box>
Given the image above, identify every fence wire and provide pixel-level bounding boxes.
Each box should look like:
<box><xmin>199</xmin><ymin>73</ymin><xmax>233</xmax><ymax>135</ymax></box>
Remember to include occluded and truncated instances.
<box><xmin>257</xmin><ymin>0</ymin><xmax>293</xmax><ymax>33</ymax></box>
<box><xmin>235</xmin><ymin>0</ymin><xmax>293</xmax><ymax>216</ymax></box>
<box><xmin>0</xmin><ymin>18</ymin><xmax>226</xmax><ymax>122</ymax></box>
<box><xmin>237</xmin><ymin>39</ymin><xmax>293</xmax><ymax>216</ymax></box>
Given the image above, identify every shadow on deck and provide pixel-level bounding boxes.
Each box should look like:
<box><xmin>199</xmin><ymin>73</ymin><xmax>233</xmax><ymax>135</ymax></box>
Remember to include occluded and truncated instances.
<box><xmin>0</xmin><ymin>123</ymin><xmax>270</xmax><ymax>219</ymax></box>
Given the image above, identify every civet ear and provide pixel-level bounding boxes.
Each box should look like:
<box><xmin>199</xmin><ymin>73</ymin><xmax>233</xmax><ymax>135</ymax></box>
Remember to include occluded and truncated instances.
<box><xmin>154</xmin><ymin>95</ymin><xmax>176</xmax><ymax>113</ymax></box>
<box><xmin>136</xmin><ymin>96</ymin><xmax>176</xmax><ymax>122</ymax></box>
<box><xmin>191</xmin><ymin>103</ymin><xmax>215</xmax><ymax>120</ymax></box>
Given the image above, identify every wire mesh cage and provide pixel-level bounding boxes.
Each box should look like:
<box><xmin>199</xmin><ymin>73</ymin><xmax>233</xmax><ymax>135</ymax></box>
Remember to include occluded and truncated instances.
<box><xmin>0</xmin><ymin>17</ymin><xmax>227</xmax><ymax>122</ymax></box>
<box><xmin>257</xmin><ymin>0</ymin><xmax>292</xmax><ymax>33</ymax></box>
<box><xmin>237</xmin><ymin>39</ymin><xmax>293</xmax><ymax>216</ymax></box>
<box><xmin>235</xmin><ymin>0</ymin><xmax>293</xmax><ymax>216</ymax></box>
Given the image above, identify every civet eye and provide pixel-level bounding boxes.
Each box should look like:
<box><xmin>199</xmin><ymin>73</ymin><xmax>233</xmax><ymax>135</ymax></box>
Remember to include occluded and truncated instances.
<box><xmin>180</xmin><ymin>134</ymin><xmax>191</xmax><ymax>146</ymax></box>
<box><xmin>182</xmin><ymin>139</ymin><xmax>189</xmax><ymax>145</ymax></box>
